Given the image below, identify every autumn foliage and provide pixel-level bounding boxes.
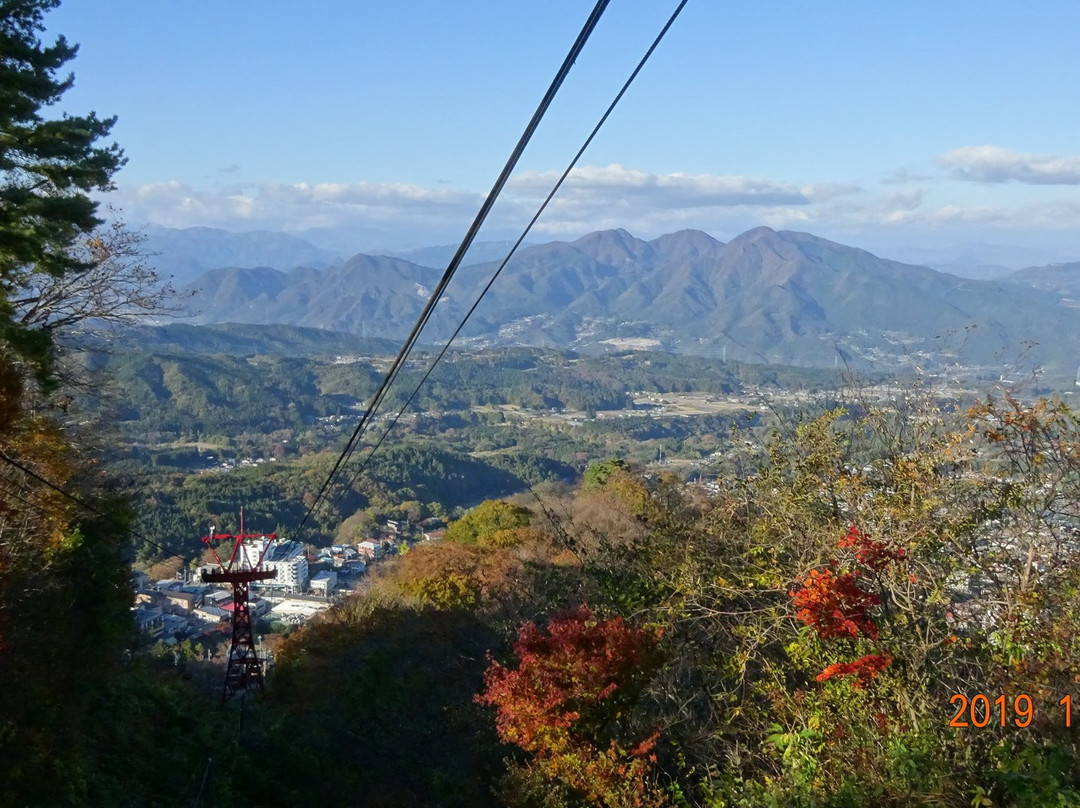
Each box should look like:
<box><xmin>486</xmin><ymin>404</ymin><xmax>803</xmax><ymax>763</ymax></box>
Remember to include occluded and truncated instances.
<box><xmin>787</xmin><ymin>526</ymin><xmax>911</xmax><ymax>691</ymax></box>
<box><xmin>836</xmin><ymin>525</ymin><xmax>905</xmax><ymax>571</ymax></box>
<box><xmin>791</xmin><ymin>567</ymin><xmax>880</xmax><ymax>641</ymax></box>
<box><xmin>275</xmin><ymin>396</ymin><xmax>1080</xmax><ymax>807</ymax></box>
<box><xmin>478</xmin><ymin>605</ymin><xmax>665</xmax><ymax>807</ymax></box>
<box><xmin>815</xmin><ymin>652</ymin><xmax>892</xmax><ymax>689</ymax></box>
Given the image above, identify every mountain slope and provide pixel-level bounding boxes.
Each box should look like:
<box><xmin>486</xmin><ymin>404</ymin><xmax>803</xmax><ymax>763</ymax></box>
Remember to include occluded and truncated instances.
<box><xmin>144</xmin><ymin>225</ymin><xmax>341</xmax><ymax>285</ymax></box>
<box><xmin>183</xmin><ymin>254</ymin><xmax>446</xmax><ymax>339</ymax></box>
<box><xmin>685</xmin><ymin>228</ymin><xmax>1059</xmax><ymax>366</ymax></box>
<box><xmin>90</xmin><ymin>323</ymin><xmax>400</xmax><ymax>356</ymax></box>
<box><xmin>1005</xmin><ymin>262</ymin><xmax>1080</xmax><ymax>299</ymax></box>
<box><xmin>176</xmin><ymin>227</ymin><xmax>1080</xmax><ymax>372</ymax></box>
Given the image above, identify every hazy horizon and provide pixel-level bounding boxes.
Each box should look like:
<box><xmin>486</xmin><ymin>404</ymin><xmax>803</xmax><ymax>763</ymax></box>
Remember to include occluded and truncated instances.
<box><xmin>46</xmin><ymin>2</ymin><xmax>1080</xmax><ymax>268</ymax></box>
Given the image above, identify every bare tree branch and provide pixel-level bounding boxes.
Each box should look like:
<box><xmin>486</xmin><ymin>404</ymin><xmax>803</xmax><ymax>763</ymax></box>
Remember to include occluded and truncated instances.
<box><xmin>12</xmin><ymin>211</ymin><xmax>186</xmax><ymax>340</ymax></box>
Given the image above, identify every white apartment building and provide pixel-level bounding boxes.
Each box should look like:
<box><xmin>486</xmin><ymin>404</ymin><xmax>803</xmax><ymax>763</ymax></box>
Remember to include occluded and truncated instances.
<box><xmin>245</xmin><ymin>538</ymin><xmax>309</xmax><ymax>594</ymax></box>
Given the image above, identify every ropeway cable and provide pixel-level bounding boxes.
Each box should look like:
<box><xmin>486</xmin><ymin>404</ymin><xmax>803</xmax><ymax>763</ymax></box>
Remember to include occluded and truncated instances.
<box><xmin>297</xmin><ymin>0</ymin><xmax>613</xmax><ymax>530</ymax></box>
<box><xmin>324</xmin><ymin>0</ymin><xmax>691</xmax><ymax>505</ymax></box>
<box><xmin>0</xmin><ymin>448</ymin><xmax>192</xmax><ymax>563</ymax></box>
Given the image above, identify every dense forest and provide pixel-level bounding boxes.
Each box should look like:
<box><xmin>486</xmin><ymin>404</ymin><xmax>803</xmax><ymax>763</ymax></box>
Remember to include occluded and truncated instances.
<box><xmin>79</xmin><ymin>329</ymin><xmax>842</xmax><ymax>445</ymax></box>
<box><xmin>13</xmin><ymin>388</ymin><xmax>1080</xmax><ymax>806</ymax></box>
<box><xmin>120</xmin><ymin>444</ymin><xmax>542</xmax><ymax>562</ymax></box>
<box><xmin>248</xmin><ymin>395</ymin><xmax>1080</xmax><ymax>807</ymax></box>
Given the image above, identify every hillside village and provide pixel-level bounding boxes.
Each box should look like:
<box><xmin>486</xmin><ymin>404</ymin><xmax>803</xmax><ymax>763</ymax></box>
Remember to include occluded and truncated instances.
<box><xmin>131</xmin><ymin>518</ymin><xmax>447</xmax><ymax>650</ymax></box>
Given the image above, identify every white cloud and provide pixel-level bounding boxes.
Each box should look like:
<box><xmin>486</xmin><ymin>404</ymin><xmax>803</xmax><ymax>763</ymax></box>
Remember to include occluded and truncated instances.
<box><xmin>937</xmin><ymin>145</ymin><xmax>1080</xmax><ymax>185</ymax></box>
<box><xmin>112</xmin><ymin>180</ymin><xmax>485</xmax><ymax>239</ymax></box>
<box><xmin>106</xmin><ymin>163</ymin><xmax>1080</xmax><ymax>256</ymax></box>
<box><xmin>510</xmin><ymin>164</ymin><xmax>811</xmax><ymax>207</ymax></box>
<box><xmin>799</xmin><ymin>183</ymin><xmax>864</xmax><ymax>202</ymax></box>
<box><xmin>881</xmin><ymin>168</ymin><xmax>933</xmax><ymax>185</ymax></box>
<box><xmin>112</xmin><ymin>168</ymin><xmax>827</xmax><ymax>246</ymax></box>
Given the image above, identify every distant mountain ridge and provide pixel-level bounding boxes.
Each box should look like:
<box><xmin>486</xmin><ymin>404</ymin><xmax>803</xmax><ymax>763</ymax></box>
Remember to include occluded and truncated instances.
<box><xmin>1006</xmin><ymin>262</ymin><xmax>1080</xmax><ymax>300</ymax></box>
<box><xmin>97</xmin><ymin>322</ymin><xmax>401</xmax><ymax>357</ymax></box>
<box><xmin>186</xmin><ymin>254</ymin><xmax>441</xmax><ymax>337</ymax></box>
<box><xmin>175</xmin><ymin>226</ymin><xmax>1080</xmax><ymax>373</ymax></box>
<box><xmin>375</xmin><ymin>240</ymin><xmax>536</xmax><ymax>269</ymax></box>
<box><xmin>143</xmin><ymin>225</ymin><xmax>341</xmax><ymax>286</ymax></box>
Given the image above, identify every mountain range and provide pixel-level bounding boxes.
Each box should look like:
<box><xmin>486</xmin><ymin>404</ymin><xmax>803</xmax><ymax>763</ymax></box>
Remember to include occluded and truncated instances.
<box><xmin>142</xmin><ymin>225</ymin><xmax>342</xmax><ymax>286</ymax></box>
<box><xmin>170</xmin><ymin>226</ymin><xmax>1080</xmax><ymax>375</ymax></box>
<box><xmin>1006</xmin><ymin>262</ymin><xmax>1080</xmax><ymax>300</ymax></box>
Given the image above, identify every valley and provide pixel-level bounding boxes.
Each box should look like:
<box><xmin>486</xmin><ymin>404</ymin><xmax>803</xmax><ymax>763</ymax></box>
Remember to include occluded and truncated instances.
<box><xmin>82</xmin><ymin>327</ymin><xmax>833</xmax><ymax>561</ymax></box>
<box><xmin>80</xmin><ymin>319</ymin><xmax>1068</xmax><ymax>577</ymax></box>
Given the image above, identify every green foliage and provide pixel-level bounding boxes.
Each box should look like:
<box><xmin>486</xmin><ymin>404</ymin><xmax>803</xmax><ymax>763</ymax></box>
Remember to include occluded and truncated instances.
<box><xmin>583</xmin><ymin>457</ymin><xmax>631</xmax><ymax>490</ymax></box>
<box><xmin>0</xmin><ymin>489</ymin><xmax>234</xmax><ymax>807</ymax></box>
<box><xmin>0</xmin><ymin>0</ymin><xmax>125</xmax><ymax>381</ymax></box>
<box><xmin>404</xmin><ymin>568</ymin><xmax>482</xmax><ymax>609</ymax></box>
<box><xmin>446</xmin><ymin>498</ymin><xmax>533</xmax><ymax>544</ymax></box>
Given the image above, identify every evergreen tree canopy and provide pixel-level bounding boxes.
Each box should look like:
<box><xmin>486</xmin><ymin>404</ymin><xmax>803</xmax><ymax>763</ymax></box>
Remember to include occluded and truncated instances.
<box><xmin>0</xmin><ymin>0</ymin><xmax>124</xmax><ymax>379</ymax></box>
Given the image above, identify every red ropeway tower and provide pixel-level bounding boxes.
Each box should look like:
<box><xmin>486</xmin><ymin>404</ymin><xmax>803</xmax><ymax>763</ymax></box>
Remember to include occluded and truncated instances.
<box><xmin>200</xmin><ymin>510</ymin><xmax>277</xmax><ymax>703</ymax></box>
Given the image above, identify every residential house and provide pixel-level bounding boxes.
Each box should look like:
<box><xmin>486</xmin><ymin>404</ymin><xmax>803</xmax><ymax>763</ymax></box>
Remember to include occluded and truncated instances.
<box><xmin>162</xmin><ymin>614</ymin><xmax>190</xmax><ymax>639</ymax></box>
<box><xmin>205</xmin><ymin>589</ymin><xmax>233</xmax><ymax>608</ymax></box>
<box><xmin>194</xmin><ymin>604</ymin><xmax>230</xmax><ymax>623</ymax></box>
<box><xmin>133</xmin><ymin>605</ymin><xmax>164</xmax><ymax>639</ymax></box>
<box><xmin>310</xmin><ymin>571</ymin><xmax>337</xmax><ymax>597</ymax></box>
<box><xmin>357</xmin><ymin>538</ymin><xmax>388</xmax><ymax>559</ymax></box>
<box><xmin>163</xmin><ymin>589</ymin><xmax>201</xmax><ymax>614</ymax></box>
<box><xmin>134</xmin><ymin>588</ymin><xmax>162</xmax><ymax>606</ymax></box>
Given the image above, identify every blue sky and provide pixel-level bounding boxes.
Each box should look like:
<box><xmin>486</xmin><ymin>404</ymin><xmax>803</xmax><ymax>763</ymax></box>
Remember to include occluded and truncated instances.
<box><xmin>46</xmin><ymin>1</ymin><xmax>1080</xmax><ymax>263</ymax></box>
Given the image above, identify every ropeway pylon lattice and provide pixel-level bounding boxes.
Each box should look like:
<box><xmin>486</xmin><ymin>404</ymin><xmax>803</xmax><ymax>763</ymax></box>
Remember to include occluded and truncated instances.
<box><xmin>200</xmin><ymin>509</ymin><xmax>277</xmax><ymax>704</ymax></box>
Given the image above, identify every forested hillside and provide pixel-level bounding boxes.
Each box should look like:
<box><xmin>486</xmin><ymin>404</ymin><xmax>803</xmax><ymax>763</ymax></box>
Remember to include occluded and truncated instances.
<box><xmin>82</xmin><ymin>327</ymin><xmax>839</xmax><ymax>442</ymax></box>
<box><xmin>78</xmin><ymin>332</ymin><xmax>840</xmax><ymax>560</ymax></box>
<box><xmin>0</xmin><ymin>4</ymin><xmax>241</xmax><ymax>803</ymax></box>
<box><xmin>243</xmin><ymin>392</ymin><xmax>1080</xmax><ymax>807</ymax></box>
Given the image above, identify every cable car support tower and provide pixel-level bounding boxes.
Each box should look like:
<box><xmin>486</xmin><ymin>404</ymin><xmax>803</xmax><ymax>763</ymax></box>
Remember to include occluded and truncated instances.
<box><xmin>200</xmin><ymin>510</ymin><xmax>277</xmax><ymax>703</ymax></box>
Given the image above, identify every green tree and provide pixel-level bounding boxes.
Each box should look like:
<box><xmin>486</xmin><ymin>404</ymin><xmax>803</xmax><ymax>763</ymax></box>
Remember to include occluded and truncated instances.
<box><xmin>582</xmin><ymin>457</ymin><xmax>631</xmax><ymax>490</ymax></box>
<box><xmin>446</xmin><ymin>498</ymin><xmax>532</xmax><ymax>544</ymax></box>
<box><xmin>1</xmin><ymin>0</ymin><xmax>125</xmax><ymax>383</ymax></box>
